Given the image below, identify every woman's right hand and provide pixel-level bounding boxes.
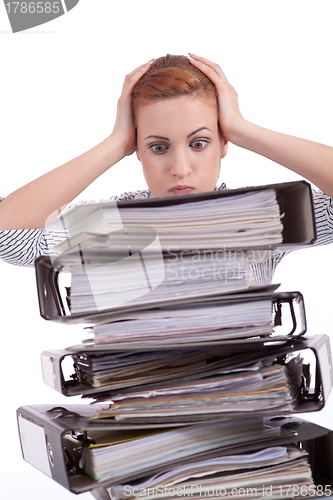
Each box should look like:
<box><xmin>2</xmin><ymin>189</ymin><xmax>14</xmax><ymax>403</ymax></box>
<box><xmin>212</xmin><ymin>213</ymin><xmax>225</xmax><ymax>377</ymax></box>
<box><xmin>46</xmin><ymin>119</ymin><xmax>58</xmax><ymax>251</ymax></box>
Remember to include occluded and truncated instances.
<box><xmin>111</xmin><ymin>60</ymin><xmax>154</xmax><ymax>157</ymax></box>
<box><xmin>0</xmin><ymin>59</ymin><xmax>155</xmax><ymax>230</ymax></box>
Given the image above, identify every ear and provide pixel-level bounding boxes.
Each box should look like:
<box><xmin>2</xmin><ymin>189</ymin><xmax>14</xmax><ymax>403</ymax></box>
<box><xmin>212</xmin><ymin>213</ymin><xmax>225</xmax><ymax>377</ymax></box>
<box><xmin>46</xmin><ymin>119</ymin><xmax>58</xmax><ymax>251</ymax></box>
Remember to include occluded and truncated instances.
<box><xmin>221</xmin><ymin>139</ymin><xmax>228</xmax><ymax>159</ymax></box>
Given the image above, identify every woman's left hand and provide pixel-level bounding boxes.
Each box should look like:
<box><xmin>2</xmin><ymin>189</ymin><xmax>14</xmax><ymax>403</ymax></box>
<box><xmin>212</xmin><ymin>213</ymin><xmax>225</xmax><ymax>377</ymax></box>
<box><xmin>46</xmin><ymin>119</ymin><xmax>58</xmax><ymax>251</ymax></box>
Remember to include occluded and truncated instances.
<box><xmin>189</xmin><ymin>54</ymin><xmax>333</xmax><ymax>197</ymax></box>
<box><xmin>188</xmin><ymin>54</ymin><xmax>245</xmax><ymax>142</ymax></box>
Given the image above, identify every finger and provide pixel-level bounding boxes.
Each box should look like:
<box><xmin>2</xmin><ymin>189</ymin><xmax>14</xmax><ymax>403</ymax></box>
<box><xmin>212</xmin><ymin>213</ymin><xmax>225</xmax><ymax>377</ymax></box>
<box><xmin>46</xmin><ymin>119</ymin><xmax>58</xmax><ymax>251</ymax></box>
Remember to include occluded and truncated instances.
<box><xmin>126</xmin><ymin>59</ymin><xmax>155</xmax><ymax>79</ymax></box>
<box><xmin>188</xmin><ymin>53</ymin><xmax>222</xmax><ymax>73</ymax></box>
<box><xmin>124</xmin><ymin>59</ymin><xmax>155</xmax><ymax>84</ymax></box>
<box><xmin>121</xmin><ymin>59</ymin><xmax>154</xmax><ymax>95</ymax></box>
<box><xmin>188</xmin><ymin>54</ymin><xmax>230</xmax><ymax>85</ymax></box>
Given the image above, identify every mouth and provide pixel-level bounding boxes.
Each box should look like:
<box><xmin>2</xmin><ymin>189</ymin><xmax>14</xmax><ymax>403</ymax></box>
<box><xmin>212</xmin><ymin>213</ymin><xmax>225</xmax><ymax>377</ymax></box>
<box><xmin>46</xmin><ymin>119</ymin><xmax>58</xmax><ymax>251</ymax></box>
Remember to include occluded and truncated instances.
<box><xmin>169</xmin><ymin>185</ymin><xmax>195</xmax><ymax>196</ymax></box>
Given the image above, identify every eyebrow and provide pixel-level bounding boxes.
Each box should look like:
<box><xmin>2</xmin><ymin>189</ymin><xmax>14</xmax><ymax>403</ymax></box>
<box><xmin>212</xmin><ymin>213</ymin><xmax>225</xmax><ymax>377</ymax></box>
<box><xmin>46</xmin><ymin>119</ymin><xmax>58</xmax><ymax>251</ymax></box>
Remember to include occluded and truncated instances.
<box><xmin>144</xmin><ymin>127</ymin><xmax>212</xmax><ymax>141</ymax></box>
<box><xmin>187</xmin><ymin>127</ymin><xmax>212</xmax><ymax>139</ymax></box>
<box><xmin>144</xmin><ymin>134</ymin><xmax>169</xmax><ymax>141</ymax></box>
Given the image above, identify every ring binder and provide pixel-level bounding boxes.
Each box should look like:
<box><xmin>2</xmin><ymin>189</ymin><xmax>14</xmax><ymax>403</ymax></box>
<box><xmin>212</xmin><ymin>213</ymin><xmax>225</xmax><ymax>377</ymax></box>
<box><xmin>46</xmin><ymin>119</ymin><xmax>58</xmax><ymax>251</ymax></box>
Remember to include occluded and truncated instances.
<box><xmin>16</xmin><ymin>407</ymin><xmax>333</xmax><ymax>495</ymax></box>
<box><xmin>35</xmin><ymin>181</ymin><xmax>316</xmax><ymax>322</ymax></box>
<box><xmin>40</xmin><ymin>334</ymin><xmax>332</xmax><ymax>415</ymax></box>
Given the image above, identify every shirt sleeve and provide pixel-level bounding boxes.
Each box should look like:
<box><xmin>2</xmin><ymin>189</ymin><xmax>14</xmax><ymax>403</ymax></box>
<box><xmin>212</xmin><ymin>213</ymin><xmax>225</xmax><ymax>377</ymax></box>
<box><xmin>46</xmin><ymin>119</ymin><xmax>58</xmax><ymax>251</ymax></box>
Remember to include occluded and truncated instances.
<box><xmin>0</xmin><ymin>191</ymin><xmax>147</xmax><ymax>267</ymax></box>
<box><xmin>0</xmin><ymin>228</ymin><xmax>68</xmax><ymax>267</ymax></box>
<box><xmin>0</xmin><ymin>196</ymin><xmax>68</xmax><ymax>267</ymax></box>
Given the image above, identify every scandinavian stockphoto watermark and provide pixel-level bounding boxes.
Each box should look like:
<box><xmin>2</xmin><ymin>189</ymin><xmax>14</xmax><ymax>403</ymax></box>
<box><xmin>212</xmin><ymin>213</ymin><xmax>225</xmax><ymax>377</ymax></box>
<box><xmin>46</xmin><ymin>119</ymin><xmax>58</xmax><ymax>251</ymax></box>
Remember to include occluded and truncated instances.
<box><xmin>3</xmin><ymin>0</ymin><xmax>80</xmax><ymax>32</ymax></box>
<box><xmin>45</xmin><ymin>203</ymin><xmax>166</xmax><ymax>312</ymax></box>
<box><xmin>45</xmin><ymin>204</ymin><xmax>276</xmax><ymax>312</ymax></box>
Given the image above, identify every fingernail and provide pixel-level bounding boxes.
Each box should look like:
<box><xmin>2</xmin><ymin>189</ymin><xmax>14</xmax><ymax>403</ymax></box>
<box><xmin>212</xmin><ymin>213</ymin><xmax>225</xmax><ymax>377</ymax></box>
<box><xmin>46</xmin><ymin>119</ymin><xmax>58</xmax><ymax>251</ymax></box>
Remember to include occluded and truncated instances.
<box><xmin>146</xmin><ymin>58</ymin><xmax>155</xmax><ymax>67</ymax></box>
<box><xmin>187</xmin><ymin>54</ymin><xmax>194</xmax><ymax>61</ymax></box>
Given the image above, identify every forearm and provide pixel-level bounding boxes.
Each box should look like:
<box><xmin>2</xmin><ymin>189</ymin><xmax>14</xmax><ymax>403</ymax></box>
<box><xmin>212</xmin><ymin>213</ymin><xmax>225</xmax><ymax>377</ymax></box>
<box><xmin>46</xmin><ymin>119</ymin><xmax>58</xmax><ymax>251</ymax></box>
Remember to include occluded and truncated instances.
<box><xmin>229</xmin><ymin>120</ymin><xmax>333</xmax><ymax>196</ymax></box>
<box><xmin>0</xmin><ymin>134</ymin><xmax>126</xmax><ymax>230</ymax></box>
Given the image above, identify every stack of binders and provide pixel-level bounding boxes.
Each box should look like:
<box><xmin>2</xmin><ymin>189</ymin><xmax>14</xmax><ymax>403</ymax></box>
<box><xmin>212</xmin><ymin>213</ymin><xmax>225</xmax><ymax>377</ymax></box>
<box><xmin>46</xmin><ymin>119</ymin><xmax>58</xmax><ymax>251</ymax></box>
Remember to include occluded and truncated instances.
<box><xmin>17</xmin><ymin>181</ymin><xmax>333</xmax><ymax>498</ymax></box>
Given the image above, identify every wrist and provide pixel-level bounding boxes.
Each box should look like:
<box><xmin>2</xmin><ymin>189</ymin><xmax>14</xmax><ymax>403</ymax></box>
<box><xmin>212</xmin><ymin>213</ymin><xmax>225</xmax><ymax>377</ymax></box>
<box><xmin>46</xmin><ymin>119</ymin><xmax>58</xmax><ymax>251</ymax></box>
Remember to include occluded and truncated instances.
<box><xmin>223</xmin><ymin>119</ymin><xmax>254</xmax><ymax>147</ymax></box>
<box><xmin>103</xmin><ymin>134</ymin><xmax>129</xmax><ymax>163</ymax></box>
<box><xmin>107</xmin><ymin>132</ymin><xmax>135</xmax><ymax>160</ymax></box>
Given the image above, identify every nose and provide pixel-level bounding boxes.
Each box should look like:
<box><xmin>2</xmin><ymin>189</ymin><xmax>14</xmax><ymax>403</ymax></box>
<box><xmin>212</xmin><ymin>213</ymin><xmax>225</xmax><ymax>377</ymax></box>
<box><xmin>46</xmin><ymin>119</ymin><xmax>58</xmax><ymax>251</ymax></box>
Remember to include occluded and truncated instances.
<box><xmin>170</xmin><ymin>149</ymin><xmax>192</xmax><ymax>179</ymax></box>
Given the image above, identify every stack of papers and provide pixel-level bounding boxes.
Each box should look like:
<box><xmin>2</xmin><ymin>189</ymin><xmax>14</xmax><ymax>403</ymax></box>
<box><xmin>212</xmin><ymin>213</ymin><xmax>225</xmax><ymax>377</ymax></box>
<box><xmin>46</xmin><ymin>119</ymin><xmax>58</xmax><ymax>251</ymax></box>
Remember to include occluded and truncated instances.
<box><xmin>52</xmin><ymin>189</ymin><xmax>283</xmax><ymax>252</ymax></box>
<box><xmin>90</xmin><ymin>296</ymin><xmax>273</xmax><ymax>346</ymax></box>
<box><xmin>72</xmin><ymin>349</ymin><xmax>303</xmax><ymax>422</ymax></box>
<box><xmin>68</xmin><ymin>250</ymin><xmax>253</xmax><ymax>314</ymax></box>
<box><xmin>17</xmin><ymin>182</ymin><xmax>325</xmax><ymax>498</ymax></box>
<box><xmin>95</xmin><ymin>363</ymin><xmax>293</xmax><ymax>419</ymax></box>
<box><xmin>73</xmin><ymin>348</ymin><xmax>301</xmax><ymax>395</ymax></box>
<box><xmin>118</xmin><ymin>190</ymin><xmax>283</xmax><ymax>250</ymax></box>
<box><xmin>90</xmin><ymin>360</ymin><xmax>299</xmax><ymax>421</ymax></box>
<box><xmin>110</xmin><ymin>446</ymin><xmax>313</xmax><ymax>500</ymax></box>
<box><xmin>79</xmin><ymin>418</ymin><xmax>267</xmax><ymax>482</ymax></box>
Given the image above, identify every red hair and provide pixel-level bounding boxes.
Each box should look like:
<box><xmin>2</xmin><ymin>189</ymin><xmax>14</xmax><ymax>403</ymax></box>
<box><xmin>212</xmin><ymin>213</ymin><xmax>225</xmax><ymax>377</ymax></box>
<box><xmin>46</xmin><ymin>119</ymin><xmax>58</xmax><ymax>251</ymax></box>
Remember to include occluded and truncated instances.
<box><xmin>132</xmin><ymin>54</ymin><xmax>218</xmax><ymax>127</ymax></box>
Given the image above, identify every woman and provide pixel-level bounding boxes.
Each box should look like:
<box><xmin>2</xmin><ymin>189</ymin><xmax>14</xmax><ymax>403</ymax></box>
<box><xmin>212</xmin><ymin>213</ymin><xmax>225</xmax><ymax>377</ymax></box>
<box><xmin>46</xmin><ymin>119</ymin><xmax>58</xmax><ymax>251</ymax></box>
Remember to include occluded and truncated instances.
<box><xmin>0</xmin><ymin>54</ymin><xmax>332</xmax><ymax>272</ymax></box>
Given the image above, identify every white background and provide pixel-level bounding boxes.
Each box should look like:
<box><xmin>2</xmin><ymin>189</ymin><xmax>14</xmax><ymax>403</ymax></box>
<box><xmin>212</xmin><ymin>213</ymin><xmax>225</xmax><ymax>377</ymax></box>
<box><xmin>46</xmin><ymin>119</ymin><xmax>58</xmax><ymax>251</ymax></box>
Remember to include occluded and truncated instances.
<box><xmin>0</xmin><ymin>1</ymin><xmax>333</xmax><ymax>498</ymax></box>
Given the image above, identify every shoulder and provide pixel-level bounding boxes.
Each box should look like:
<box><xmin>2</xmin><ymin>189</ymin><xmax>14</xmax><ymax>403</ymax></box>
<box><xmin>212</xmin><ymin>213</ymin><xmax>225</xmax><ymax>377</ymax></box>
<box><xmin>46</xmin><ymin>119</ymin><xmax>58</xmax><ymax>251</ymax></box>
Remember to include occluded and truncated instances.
<box><xmin>310</xmin><ymin>189</ymin><xmax>333</xmax><ymax>245</ymax></box>
<box><xmin>311</xmin><ymin>188</ymin><xmax>333</xmax><ymax>212</ymax></box>
<box><xmin>311</xmin><ymin>189</ymin><xmax>333</xmax><ymax>226</ymax></box>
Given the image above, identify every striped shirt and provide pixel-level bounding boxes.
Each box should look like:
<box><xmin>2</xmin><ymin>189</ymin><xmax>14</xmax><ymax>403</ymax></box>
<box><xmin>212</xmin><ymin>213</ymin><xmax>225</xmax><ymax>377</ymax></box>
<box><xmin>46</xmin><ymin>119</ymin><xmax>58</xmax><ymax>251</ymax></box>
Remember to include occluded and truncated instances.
<box><xmin>0</xmin><ymin>186</ymin><xmax>332</xmax><ymax>285</ymax></box>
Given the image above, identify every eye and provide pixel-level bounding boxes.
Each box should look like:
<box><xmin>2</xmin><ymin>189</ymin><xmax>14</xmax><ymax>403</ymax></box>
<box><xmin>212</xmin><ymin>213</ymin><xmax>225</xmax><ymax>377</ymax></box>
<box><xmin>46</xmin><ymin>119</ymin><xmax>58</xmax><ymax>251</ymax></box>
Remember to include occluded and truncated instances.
<box><xmin>190</xmin><ymin>140</ymin><xmax>208</xmax><ymax>150</ymax></box>
<box><xmin>150</xmin><ymin>143</ymin><xmax>168</xmax><ymax>154</ymax></box>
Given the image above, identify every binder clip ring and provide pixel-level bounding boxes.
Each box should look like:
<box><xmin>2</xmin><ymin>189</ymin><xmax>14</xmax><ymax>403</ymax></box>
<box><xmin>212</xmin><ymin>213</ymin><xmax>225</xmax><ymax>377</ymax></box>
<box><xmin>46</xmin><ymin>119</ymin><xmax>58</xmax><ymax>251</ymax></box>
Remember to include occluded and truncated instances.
<box><xmin>45</xmin><ymin>406</ymin><xmax>81</xmax><ymax>419</ymax></box>
<box><xmin>47</xmin><ymin>442</ymin><xmax>54</xmax><ymax>467</ymax></box>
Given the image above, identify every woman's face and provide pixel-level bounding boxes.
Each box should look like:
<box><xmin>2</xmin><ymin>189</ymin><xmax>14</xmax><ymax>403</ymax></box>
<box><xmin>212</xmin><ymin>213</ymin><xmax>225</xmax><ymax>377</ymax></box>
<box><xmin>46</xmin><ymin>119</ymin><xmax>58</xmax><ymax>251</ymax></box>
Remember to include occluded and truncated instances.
<box><xmin>136</xmin><ymin>94</ymin><xmax>228</xmax><ymax>198</ymax></box>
